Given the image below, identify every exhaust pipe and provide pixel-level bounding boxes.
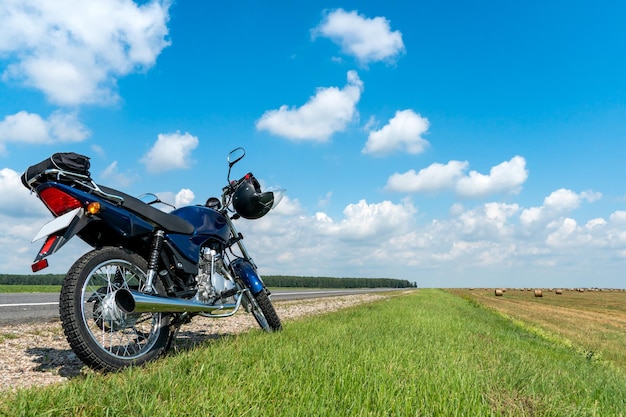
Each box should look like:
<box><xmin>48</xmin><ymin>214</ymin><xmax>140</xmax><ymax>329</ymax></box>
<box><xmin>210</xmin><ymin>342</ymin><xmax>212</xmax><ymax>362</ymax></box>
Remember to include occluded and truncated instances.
<box><xmin>115</xmin><ymin>289</ymin><xmax>238</xmax><ymax>314</ymax></box>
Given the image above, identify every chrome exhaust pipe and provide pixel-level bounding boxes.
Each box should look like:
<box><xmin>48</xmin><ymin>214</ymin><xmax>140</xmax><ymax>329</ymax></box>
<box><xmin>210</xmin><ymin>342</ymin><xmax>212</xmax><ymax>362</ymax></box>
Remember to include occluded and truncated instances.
<box><xmin>115</xmin><ymin>289</ymin><xmax>237</xmax><ymax>314</ymax></box>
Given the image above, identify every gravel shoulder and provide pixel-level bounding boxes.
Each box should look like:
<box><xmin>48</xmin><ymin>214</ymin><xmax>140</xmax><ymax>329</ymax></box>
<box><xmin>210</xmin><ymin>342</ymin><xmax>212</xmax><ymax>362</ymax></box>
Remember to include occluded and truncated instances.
<box><xmin>0</xmin><ymin>293</ymin><xmax>389</xmax><ymax>392</ymax></box>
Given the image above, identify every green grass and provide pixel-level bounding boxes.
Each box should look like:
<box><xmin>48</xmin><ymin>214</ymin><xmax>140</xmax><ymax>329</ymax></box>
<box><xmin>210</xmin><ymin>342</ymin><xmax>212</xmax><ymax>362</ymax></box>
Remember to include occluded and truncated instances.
<box><xmin>0</xmin><ymin>284</ymin><xmax>61</xmax><ymax>293</ymax></box>
<box><xmin>2</xmin><ymin>289</ymin><xmax>626</xmax><ymax>416</ymax></box>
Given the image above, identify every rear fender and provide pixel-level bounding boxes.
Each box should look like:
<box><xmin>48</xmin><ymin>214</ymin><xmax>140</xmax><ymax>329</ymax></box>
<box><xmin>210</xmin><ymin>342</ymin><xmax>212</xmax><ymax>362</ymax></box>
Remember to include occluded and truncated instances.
<box><xmin>31</xmin><ymin>208</ymin><xmax>93</xmax><ymax>270</ymax></box>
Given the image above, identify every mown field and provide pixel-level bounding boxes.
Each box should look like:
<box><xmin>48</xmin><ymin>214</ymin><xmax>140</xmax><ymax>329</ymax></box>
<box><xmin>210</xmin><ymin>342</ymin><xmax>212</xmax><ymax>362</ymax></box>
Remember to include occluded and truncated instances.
<box><xmin>450</xmin><ymin>288</ymin><xmax>626</xmax><ymax>368</ymax></box>
<box><xmin>2</xmin><ymin>289</ymin><xmax>626</xmax><ymax>416</ymax></box>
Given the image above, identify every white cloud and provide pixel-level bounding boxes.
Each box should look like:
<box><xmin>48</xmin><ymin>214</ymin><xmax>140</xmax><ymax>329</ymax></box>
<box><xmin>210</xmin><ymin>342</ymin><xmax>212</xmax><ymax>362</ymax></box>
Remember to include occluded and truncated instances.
<box><xmin>519</xmin><ymin>206</ymin><xmax>543</xmax><ymax>225</ymax></box>
<box><xmin>546</xmin><ymin>217</ymin><xmax>579</xmax><ymax>247</ymax></box>
<box><xmin>386</xmin><ymin>156</ymin><xmax>527</xmax><ymax>198</ymax></box>
<box><xmin>0</xmin><ymin>111</ymin><xmax>89</xmax><ymax>153</ymax></box>
<box><xmin>0</xmin><ymin>0</ymin><xmax>171</xmax><ymax>105</ymax></box>
<box><xmin>47</xmin><ymin>111</ymin><xmax>91</xmax><ymax>142</ymax></box>
<box><xmin>101</xmin><ymin>161</ymin><xmax>119</xmax><ymax>180</ymax></box>
<box><xmin>455</xmin><ymin>156</ymin><xmax>528</xmax><ymax>198</ymax></box>
<box><xmin>456</xmin><ymin>202</ymin><xmax>520</xmax><ymax>239</ymax></box>
<box><xmin>543</xmin><ymin>188</ymin><xmax>602</xmax><ymax>211</ymax></box>
<box><xmin>238</xmin><ymin>198</ymin><xmax>418</xmax><ymax>277</ymax></box>
<box><xmin>318</xmin><ymin>192</ymin><xmax>333</xmax><ymax>208</ymax></box>
<box><xmin>610</xmin><ymin>211</ymin><xmax>626</xmax><ymax>223</ymax></box>
<box><xmin>175</xmin><ymin>188</ymin><xmax>195</xmax><ymax>207</ymax></box>
<box><xmin>0</xmin><ymin>168</ymin><xmax>48</xmax><ymax>217</ymax></box>
<box><xmin>0</xmin><ymin>112</ymin><xmax>47</xmax><ymax>144</ymax></box>
<box><xmin>363</xmin><ymin>110</ymin><xmax>430</xmax><ymax>156</ymax></box>
<box><xmin>100</xmin><ymin>161</ymin><xmax>135</xmax><ymax>188</ymax></box>
<box><xmin>520</xmin><ymin>188</ymin><xmax>603</xmax><ymax>226</ymax></box>
<box><xmin>90</xmin><ymin>144</ymin><xmax>105</xmax><ymax>157</ymax></box>
<box><xmin>313</xmin><ymin>9</ymin><xmax>405</xmax><ymax>65</ymax></box>
<box><xmin>256</xmin><ymin>71</ymin><xmax>363</xmax><ymax>141</ymax></box>
<box><xmin>385</xmin><ymin>160</ymin><xmax>468</xmax><ymax>193</ymax></box>
<box><xmin>141</xmin><ymin>131</ymin><xmax>199</xmax><ymax>174</ymax></box>
<box><xmin>544</xmin><ymin>188</ymin><xmax>583</xmax><ymax>211</ymax></box>
<box><xmin>585</xmin><ymin>218</ymin><xmax>607</xmax><ymax>230</ymax></box>
<box><xmin>319</xmin><ymin>199</ymin><xmax>416</xmax><ymax>240</ymax></box>
<box><xmin>271</xmin><ymin>195</ymin><xmax>303</xmax><ymax>217</ymax></box>
<box><xmin>153</xmin><ymin>188</ymin><xmax>196</xmax><ymax>210</ymax></box>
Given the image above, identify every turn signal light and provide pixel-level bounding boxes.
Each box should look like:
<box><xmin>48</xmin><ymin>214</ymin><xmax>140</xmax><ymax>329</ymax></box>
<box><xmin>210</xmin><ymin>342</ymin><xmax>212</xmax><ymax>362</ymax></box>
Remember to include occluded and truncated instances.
<box><xmin>86</xmin><ymin>202</ymin><xmax>101</xmax><ymax>215</ymax></box>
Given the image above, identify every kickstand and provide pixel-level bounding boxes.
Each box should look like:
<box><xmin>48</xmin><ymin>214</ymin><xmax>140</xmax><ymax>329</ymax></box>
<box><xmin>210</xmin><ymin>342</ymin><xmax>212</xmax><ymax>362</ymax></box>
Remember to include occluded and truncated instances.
<box><xmin>165</xmin><ymin>313</ymin><xmax>191</xmax><ymax>353</ymax></box>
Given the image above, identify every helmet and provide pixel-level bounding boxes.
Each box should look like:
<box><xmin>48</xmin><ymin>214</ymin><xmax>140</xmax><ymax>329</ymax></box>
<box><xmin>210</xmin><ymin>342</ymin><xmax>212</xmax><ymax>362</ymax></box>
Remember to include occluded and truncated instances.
<box><xmin>232</xmin><ymin>175</ymin><xmax>275</xmax><ymax>219</ymax></box>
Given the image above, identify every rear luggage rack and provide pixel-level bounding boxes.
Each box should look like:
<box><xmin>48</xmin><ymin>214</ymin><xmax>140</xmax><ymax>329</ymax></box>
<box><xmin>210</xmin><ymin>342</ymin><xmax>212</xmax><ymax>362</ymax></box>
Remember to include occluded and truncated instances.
<box><xmin>21</xmin><ymin>152</ymin><xmax>124</xmax><ymax>204</ymax></box>
<box><xmin>25</xmin><ymin>168</ymin><xmax>125</xmax><ymax>205</ymax></box>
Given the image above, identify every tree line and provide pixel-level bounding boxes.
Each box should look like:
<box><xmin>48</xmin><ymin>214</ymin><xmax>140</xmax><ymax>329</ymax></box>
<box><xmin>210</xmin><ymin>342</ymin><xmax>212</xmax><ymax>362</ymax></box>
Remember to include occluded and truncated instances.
<box><xmin>0</xmin><ymin>274</ymin><xmax>65</xmax><ymax>285</ymax></box>
<box><xmin>263</xmin><ymin>275</ymin><xmax>417</xmax><ymax>289</ymax></box>
<box><xmin>0</xmin><ymin>273</ymin><xmax>416</xmax><ymax>289</ymax></box>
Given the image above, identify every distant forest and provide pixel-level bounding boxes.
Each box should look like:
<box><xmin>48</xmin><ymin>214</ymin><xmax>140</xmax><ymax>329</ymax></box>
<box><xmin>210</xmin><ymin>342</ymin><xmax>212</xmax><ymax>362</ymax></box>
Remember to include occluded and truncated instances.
<box><xmin>0</xmin><ymin>274</ymin><xmax>65</xmax><ymax>285</ymax></box>
<box><xmin>263</xmin><ymin>275</ymin><xmax>416</xmax><ymax>289</ymax></box>
<box><xmin>0</xmin><ymin>273</ymin><xmax>416</xmax><ymax>289</ymax></box>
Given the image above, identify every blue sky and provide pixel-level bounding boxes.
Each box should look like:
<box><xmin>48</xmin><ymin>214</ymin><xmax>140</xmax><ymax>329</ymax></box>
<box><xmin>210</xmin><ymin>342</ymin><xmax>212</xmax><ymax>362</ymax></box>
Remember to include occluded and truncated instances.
<box><xmin>1</xmin><ymin>0</ymin><xmax>626</xmax><ymax>288</ymax></box>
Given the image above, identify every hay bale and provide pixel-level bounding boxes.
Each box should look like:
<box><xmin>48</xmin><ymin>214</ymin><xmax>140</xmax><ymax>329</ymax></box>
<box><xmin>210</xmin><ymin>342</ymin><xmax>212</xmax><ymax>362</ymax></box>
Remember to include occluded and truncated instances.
<box><xmin>534</xmin><ymin>289</ymin><xmax>543</xmax><ymax>297</ymax></box>
<box><xmin>494</xmin><ymin>289</ymin><xmax>504</xmax><ymax>296</ymax></box>
<box><xmin>555</xmin><ymin>289</ymin><xmax>563</xmax><ymax>295</ymax></box>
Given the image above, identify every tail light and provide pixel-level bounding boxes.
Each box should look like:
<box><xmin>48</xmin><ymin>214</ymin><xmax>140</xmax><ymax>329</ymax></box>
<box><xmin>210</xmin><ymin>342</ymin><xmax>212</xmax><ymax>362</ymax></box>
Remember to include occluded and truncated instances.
<box><xmin>39</xmin><ymin>187</ymin><xmax>82</xmax><ymax>216</ymax></box>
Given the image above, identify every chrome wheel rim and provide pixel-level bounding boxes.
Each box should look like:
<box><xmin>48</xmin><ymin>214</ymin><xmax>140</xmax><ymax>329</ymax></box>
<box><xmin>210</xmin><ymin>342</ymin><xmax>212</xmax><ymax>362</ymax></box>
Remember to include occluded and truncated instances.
<box><xmin>81</xmin><ymin>259</ymin><xmax>163</xmax><ymax>360</ymax></box>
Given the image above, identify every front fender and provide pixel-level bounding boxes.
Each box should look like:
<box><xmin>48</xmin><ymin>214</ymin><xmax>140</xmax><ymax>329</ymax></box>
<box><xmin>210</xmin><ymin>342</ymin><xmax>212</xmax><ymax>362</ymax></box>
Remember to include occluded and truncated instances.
<box><xmin>230</xmin><ymin>259</ymin><xmax>264</xmax><ymax>295</ymax></box>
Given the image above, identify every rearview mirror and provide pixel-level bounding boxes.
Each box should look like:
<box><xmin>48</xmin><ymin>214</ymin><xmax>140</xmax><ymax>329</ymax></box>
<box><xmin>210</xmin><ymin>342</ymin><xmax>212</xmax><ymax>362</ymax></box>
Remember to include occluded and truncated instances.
<box><xmin>227</xmin><ymin>147</ymin><xmax>245</xmax><ymax>167</ymax></box>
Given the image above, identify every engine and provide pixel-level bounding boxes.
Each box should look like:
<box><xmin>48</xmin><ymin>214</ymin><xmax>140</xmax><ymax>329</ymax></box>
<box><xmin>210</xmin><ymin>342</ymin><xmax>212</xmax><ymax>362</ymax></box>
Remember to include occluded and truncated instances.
<box><xmin>193</xmin><ymin>247</ymin><xmax>237</xmax><ymax>306</ymax></box>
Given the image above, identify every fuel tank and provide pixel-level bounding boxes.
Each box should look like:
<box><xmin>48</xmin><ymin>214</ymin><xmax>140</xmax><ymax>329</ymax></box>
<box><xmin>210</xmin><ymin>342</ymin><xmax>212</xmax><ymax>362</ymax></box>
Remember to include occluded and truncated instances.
<box><xmin>166</xmin><ymin>206</ymin><xmax>231</xmax><ymax>263</ymax></box>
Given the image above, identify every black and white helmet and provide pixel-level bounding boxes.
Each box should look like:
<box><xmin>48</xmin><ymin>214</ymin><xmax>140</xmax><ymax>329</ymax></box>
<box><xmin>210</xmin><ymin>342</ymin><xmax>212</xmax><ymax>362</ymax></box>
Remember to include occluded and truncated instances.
<box><xmin>232</xmin><ymin>174</ymin><xmax>275</xmax><ymax>219</ymax></box>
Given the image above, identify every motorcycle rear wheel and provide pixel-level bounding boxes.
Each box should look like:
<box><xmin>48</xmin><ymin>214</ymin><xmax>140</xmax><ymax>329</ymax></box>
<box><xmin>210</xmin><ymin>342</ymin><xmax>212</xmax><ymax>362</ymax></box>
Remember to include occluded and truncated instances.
<box><xmin>59</xmin><ymin>247</ymin><xmax>170</xmax><ymax>372</ymax></box>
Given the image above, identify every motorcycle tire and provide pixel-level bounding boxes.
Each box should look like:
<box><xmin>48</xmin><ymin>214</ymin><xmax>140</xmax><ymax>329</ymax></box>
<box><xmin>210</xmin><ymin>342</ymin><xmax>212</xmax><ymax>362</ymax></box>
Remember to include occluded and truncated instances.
<box><xmin>246</xmin><ymin>290</ymin><xmax>282</xmax><ymax>332</ymax></box>
<box><xmin>59</xmin><ymin>247</ymin><xmax>171</xmax><ymax>372</ymax></box>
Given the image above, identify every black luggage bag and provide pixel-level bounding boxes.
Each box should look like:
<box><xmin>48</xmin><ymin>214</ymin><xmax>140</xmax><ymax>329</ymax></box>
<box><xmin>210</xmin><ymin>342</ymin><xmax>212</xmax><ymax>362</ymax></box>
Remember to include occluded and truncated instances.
<box><xmin>21</xmin><ymin>152</ymin><xmax>91</xmax><ymax>190</ymax></box>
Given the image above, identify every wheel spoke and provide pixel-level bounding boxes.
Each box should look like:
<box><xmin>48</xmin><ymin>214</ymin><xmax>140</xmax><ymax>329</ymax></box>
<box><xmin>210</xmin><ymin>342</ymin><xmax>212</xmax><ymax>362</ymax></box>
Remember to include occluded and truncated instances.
<box><xmin>81</xmin><ymin>259</ymin><xmax>162</xmax><ymax>360</ymax></box>
<box><xmin>60</xmin><ymin>248</ymin><xmax>170</xmax><ymax>371</ymax></box>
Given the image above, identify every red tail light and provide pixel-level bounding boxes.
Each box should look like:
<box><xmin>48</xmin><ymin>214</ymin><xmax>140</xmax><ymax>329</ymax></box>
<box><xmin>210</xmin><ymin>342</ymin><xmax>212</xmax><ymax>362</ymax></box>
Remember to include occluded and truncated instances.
<box><xmin>39</xmin><ymin>187</ymin><xmax>82</xmax><ymax>216</ymax></box>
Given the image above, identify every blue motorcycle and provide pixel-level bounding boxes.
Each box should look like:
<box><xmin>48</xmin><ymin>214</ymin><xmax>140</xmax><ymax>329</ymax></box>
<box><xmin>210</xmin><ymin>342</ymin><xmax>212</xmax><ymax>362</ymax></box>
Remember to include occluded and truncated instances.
<box><xmin>22</xmin><ymin>148</ymin><xmax>284</xmax><ymax>371</ymax></box>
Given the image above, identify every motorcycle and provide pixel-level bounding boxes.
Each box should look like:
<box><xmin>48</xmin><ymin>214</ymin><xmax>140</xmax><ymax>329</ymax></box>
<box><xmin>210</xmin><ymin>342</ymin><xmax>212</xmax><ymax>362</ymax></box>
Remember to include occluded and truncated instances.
<box><xmin>22</xmin><ymin>148</ymin><xmax>284</xmax><ymax>371</ymax></box>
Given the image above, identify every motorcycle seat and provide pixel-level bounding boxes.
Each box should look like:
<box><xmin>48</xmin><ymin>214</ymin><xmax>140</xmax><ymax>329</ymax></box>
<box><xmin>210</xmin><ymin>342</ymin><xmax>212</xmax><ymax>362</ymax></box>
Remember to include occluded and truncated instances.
<box><xmin>97</xmin><ymin>185</ymin><xmax>195</xmax><ymax>235</ymax></box>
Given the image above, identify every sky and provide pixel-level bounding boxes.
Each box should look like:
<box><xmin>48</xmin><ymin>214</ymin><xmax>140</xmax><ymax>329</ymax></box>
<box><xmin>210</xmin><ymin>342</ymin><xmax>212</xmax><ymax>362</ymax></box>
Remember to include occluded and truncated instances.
<box><xmin>1</xmin><ymin>0</ymin><xmax>626</xmax><ymax>288</ymax></box>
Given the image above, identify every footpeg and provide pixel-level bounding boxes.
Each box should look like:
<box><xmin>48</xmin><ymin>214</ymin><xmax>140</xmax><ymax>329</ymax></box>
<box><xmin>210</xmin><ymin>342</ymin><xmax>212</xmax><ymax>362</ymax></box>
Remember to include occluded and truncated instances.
<box><xmin>220</xmin><ymin>288</ymin><xmax>238</xmax><ymax>300</ymax></box>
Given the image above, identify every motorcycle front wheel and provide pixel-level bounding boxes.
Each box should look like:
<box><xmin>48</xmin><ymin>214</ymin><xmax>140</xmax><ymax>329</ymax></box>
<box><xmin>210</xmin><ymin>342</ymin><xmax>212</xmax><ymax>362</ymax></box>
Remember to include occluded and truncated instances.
<box><xmin>59</xmin><ymin>247</ymin><xmax>170</xmax><ymax>372</ymax></box>
<box><xmin>245</xmin><ymin>289</ymin><xmax>282</xmax><ymax>332</ymax></box>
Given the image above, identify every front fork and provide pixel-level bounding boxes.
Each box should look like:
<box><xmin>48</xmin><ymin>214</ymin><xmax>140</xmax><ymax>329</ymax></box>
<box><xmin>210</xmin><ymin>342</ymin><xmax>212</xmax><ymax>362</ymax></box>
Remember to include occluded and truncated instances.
<box><xmin>223</xmin><ymin>214</ymin><xmax>268</xmax><ymax>296</ymax></box>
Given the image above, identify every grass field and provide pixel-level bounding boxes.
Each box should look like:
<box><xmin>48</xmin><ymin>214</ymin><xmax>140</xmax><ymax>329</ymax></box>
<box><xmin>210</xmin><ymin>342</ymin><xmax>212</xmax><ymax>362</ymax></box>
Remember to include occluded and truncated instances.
<box><xmin>2</xmin><ymin>289</ymin><xmax>626</xmax><ymax>416</ymax></box>
<box><xmin>0</xmin><ymin>285</ymin><xmax>61</xmax><ymax>293</ymax></box>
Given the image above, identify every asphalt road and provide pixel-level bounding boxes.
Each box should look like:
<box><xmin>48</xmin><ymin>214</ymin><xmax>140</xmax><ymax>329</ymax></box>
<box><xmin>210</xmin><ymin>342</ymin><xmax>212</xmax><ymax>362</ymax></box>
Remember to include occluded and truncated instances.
<box><xmin>0</xmin><ymin>288</ymin><xmax>402</xmax><ymax>325</ymax></box>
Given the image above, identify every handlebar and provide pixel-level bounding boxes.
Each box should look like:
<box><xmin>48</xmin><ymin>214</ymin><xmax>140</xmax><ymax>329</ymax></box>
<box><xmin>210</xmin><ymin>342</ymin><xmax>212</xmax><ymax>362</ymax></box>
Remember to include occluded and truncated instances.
<box><xmin>222</xmin><ymin>172</ymin><xmax>255</xmax><ymax>195</ymax></box>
